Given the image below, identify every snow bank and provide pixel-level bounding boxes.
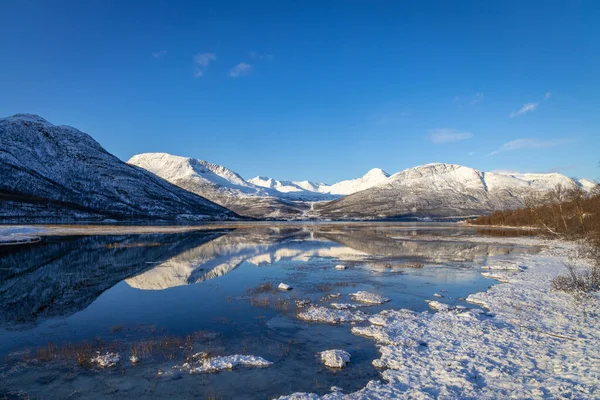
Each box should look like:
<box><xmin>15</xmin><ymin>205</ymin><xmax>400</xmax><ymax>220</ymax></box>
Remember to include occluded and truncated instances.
<box><xmin>481</xmin><ymin>270</ymin><xmax>515</xmax><ymax>283</ymax></box>
<box><xmin>481</xmin><ymin>263</ymin><xmax>524</xmax><ymax>271</ymax></box>
<box><xmin>279</xmin><ymin>238</ymin><xmax>600</xmax><ymax>399</ymax></box>
<box><xmin>177</xmin><ymin>354</ymin><xmax>273</xmax><ymax>374</ymax></box>
<box><xmin>319</xmin><ymin>350</ymin><xmax>351</xmax><ymax>368</ymax></box>
<box><xmin>297</xmin><ymin>306</ymin><xmax>368</xmax><ymax>324</ymax></box>
<box><xmin>349</xmin><ymin>291</ymin><xmax>390</xmax><ymax>305</ymax></box>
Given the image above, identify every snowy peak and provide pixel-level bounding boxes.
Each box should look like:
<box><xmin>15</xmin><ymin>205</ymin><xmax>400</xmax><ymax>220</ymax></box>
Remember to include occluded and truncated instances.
<box><xmin>128</xmin><ymin>153</ymin><xmax>264</xmax><ymax>196</ymax></box>
<box><xmin>363</xmin><ymin>168</ymin><xmax>390</xmax><ymax>179</ymax></box>
<box><xmin>7</xmin><ymin>113</ymin><xmax>51</xmax><ymax>124</ymax></box>
<box><xmin>248</xmin><ymin>168</ymin><xmax>391</xmax><ymax>197</ymax></box>
<box><xmin>326</xmin><ymin>168</ymin><xmax>391</xmax><ymax>195</ymax></box>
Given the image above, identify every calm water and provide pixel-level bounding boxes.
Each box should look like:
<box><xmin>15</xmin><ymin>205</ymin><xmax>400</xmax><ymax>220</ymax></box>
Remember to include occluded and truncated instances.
<box><xmin>0</xmin><ymin>223</ymin><xmax>539</xmax><ymax>399</ymax></box>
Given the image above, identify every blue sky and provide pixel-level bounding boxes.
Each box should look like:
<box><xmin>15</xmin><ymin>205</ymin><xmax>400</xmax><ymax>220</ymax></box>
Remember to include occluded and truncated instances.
<box><xmin>1</xmin><ymin>1</ymin><xmax>599</xmax><ymax>183</ymax></box>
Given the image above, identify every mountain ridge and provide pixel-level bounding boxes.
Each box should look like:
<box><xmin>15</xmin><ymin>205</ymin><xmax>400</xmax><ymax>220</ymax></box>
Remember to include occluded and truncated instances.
<box><xmin>0</xmin><ymin>114</ymin><xmax>237</xmax><ymax>221</ymax></box>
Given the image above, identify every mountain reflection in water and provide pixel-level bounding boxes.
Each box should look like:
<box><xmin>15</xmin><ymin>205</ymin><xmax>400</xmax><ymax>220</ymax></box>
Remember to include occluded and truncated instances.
<box><xmin>0</xmin><ymin>224</ymin><xmax>539</xmax><ymax>327</ymax></box>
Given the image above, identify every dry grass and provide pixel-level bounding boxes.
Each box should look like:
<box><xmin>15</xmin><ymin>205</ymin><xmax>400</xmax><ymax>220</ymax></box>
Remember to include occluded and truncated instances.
<box><xmin>30</xmin><ymin>339</ymin><xmax>119</xmax><ymax>368</ymax></box>
<box><xmin>21</xmin><ymin>329</ymin><xmax>221</xmax><ymax>369</ymax></box>
<box><xmin>246</xmin><ymin>282</ymin><xmax>275</xmax><ymax>295</ymax></box>
<box><xmin>552</xmin><ymin>263</ymin><xmax>600</xmax><ymax>294</ymax></box>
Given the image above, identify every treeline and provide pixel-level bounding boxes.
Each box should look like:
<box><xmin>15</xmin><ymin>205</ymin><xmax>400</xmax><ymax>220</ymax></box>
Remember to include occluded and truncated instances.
<box><xmin>469</xmin><ymin>184</ymin><xmax>600</xmax><ymax>240</ymax></box>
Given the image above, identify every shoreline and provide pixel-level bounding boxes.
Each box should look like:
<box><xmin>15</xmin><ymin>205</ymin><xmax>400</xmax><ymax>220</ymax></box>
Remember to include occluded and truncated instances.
<box><xmin>278</xmin><ymin>236</ymin><xmax>599</xmax><ymax>399</ymax></box>
<box><xmin>0</xmin><ymin>220</ymin><xmax>474</xmax><ymax>238</ymax></box>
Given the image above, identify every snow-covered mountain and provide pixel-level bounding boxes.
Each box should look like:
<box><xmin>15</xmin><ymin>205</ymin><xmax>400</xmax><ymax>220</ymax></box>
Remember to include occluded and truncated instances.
<box><xmin>128</xmin><ymin>153</ymin><xmax>313</xmax><ymax>219</ymax></box>
<box><xmin>128</xmin><ymin>154</ymin><xmax>395</xmax><ymax>218</ymax></box>
<box><xmin>325</xmin><ymin>168</ymin><xmax>390</xmax><ymax>195</ymax></box>
<box><xmin>314</xmin><ymin>163</ymin><xmax>596</xmax><ymax>219</ymax></box>
<box><xmin>248</xmin><ymin>168</ymin><xmax>390</xmax><ymax>196</ymax></box>
<box><xmin>0</xmin><ymin>114</ymin><xmax>236</xmax><ymax>221</ymax></box>
<box><xmin>2</xmin><ymin>114</ymin><xmax>596</xmax><ymax>221</ymax></box>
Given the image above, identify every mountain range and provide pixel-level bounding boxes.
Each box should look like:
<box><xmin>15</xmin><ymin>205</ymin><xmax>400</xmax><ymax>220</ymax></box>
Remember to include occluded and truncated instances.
<box><xmin>1</xmin><ymin>114</ymin><xmax>597</xmax><ymax>221</ymax></box>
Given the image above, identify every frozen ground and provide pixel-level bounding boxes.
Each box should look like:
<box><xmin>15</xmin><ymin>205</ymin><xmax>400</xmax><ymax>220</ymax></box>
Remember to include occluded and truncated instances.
<box><xmin>278</xmin><ymin>237</ymin><xmax>600</xmax><ymax>399</ymax></box>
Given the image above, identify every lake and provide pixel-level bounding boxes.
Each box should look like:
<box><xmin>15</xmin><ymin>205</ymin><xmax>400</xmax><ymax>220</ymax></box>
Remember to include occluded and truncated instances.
<box><xmin>0</xmin><ymin>223</ymin><xmax>540</xmax><ymax>399</ymax></box>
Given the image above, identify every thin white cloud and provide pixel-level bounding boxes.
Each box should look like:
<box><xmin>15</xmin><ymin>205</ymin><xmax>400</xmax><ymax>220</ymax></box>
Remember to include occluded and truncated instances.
<box><xmin>545</xmin><ymin>92</ymin><xmax>552</xmax><ymax>100</ymax></box>
<box><xmin>193</xmin><ymin>53</ymin><xmax>216</xmax><ymax>77</ymax></box>
<box><xmin>508</xmin><ymin>103</ymin><xmax>539</xmax><ymax>118</ymax></box>
<box><xmin>152</xmin><ymin>50</ymin><xmax>166</xmax><ymax>59</ymax></box>
<box><xmin>490</xmin><ymin>138</ymin><xmax>573</xmax><ymax>156</ymax></box>
<box><xmin>430</xmin><ymin>128</ymin><xmax>473</xmax><ymax>144</ymax></box>
<box><xmin>249</xmin><ymin>52</ymin><xmax>274</xmax><ymax>60</ymax></box>
<box><xmin>470</xmin><ymin>92</ymin><xmax>484</xmax><ymax>105</ymax></box>
<box><xmin>229</xmin><ymin>62</ymin><xmax>252</xmax><ymax>78</ymax></box>
<box><xmin>454</xmin><ymin>93</ymin><xmax>484</xmax><ymax>107</ymax></box>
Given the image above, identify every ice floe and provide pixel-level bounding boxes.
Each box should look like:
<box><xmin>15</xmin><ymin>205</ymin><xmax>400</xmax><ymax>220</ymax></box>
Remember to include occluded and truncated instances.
<box><xmin>426</xmin><ymin>300</ymin><xmax>450</xmax><ymax>312</ymax></box>
<box><xmin>330</xmin><ymin>303</ymin><xmax>365</xmax><ymax>310</ymax></box>
<box><xmin>319</xmin><ymin>350</ymin><xmax>351</xmax><ymax>368</ymax></box>
<box><xmin>297</xmin><ymin>306</ymin><xmax>368</xmax><ymax>324</ymax></box>
<box><xmin>349</xmin><ymin>291</ymin><xmax>390</xmax><ymax>305</ymax></box>
<box><xmin>176</xmin><ymin>354</ymin><xmax>273</xmax><ymax>374</ymax></box>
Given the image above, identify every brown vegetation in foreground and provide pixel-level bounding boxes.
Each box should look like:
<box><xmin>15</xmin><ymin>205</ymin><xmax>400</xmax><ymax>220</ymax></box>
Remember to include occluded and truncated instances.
<box><xmin>469</xmin><ymin>184</ymin><xmax>600</xmax><ymax>294</ymax></box>
<box><xmin>469</xmin><ymin>184</ymin><xmax>600</xmax><ymax>239</ymax></box>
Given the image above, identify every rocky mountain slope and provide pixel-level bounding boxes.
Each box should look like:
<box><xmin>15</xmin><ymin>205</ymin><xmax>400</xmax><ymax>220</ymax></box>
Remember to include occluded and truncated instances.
<box><xmin>0</xmin><ymin>114</ymin><xmax>237</xmax><ymax>221</ymax></box>
<box><xmin>314</xmin><ymin>163</ymin><xmax>595</xmax><ymax>219</ymax></box>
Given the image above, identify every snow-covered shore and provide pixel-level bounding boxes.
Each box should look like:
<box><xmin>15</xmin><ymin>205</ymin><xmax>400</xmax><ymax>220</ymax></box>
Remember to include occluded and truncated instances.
<box><xmin>278</xmin><ymin>238</ymin><xmax>600</xmax><ymax>399</ymax></box>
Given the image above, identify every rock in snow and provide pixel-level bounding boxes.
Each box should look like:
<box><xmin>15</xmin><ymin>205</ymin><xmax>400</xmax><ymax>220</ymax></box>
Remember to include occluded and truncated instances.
<box><xmin>319</xmin><ymin>350</ymin><xmax>351</xmax><ymax>368</ymax></box>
